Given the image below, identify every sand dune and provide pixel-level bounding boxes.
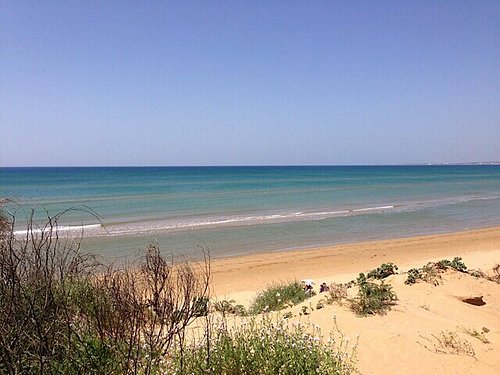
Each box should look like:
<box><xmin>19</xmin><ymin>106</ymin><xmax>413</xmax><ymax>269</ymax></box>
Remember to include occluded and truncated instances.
<box><xmin>209</xmin><ymin>227</ymin><xmax>500</xmax><ymax>374</ymax></box>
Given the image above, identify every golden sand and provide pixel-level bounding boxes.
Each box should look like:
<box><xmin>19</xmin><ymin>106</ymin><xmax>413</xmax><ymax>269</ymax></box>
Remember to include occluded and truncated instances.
<box><xmin>209</xmin><ymin>227</ymin><xmax>500</xmax><ymax>374</ymax></box>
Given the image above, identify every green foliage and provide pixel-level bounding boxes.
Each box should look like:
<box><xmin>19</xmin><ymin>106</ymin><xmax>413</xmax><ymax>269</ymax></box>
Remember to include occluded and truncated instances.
<box><xmin>468</xmin><ymin>269</ymin><xmax>485</xmax><ymax>278</ymax></box>
<box><xmin>49</xmin><ymin>333</ymin><xmax>124</xmax><ymax>375</ymax></box>
<box><xmin>0</xmin><ymin>205</ymin><xmax>211</xmax><ymax>374</ymax></box>
<box><xmin>405</xmin><ymin>268</ymin><xmax>422</xmax><ymax>285</ymax></box>
<box><xmin>366</xmin><ymin>262</ymin><xmax>398</xmax><ymax>280</ymax></box>
<box><xmin>437</xmin><ymin>257</ymin><xmax>467</xmax><ymax>272</ymax></box>
<box><xmin>343</xmin><ymin>280</ymin><xmax>357</xmax><ymax>289</ymax></box>
<box><xmin>249</xmin><ymin>281</ymin><xmax>313</xmax><ymax>315</ymax></box>
<box><xmin>0</xmin><ymin>204</ymin><xmax>358</xmax><ymax>374</ymax></box>
<box><xmin>405</xmin><ymin>257</ymin><xmax>468</xmax><ymax>285</ymax></box>
<box><xmin>350</xmin><ymin>273</ymin><xmax>397</xmax><ymax>316</ymax></box>
<box><xmin>171</xmin><ymin>317</ymin><xmax>357</xmax><ymax>374</ymax></box>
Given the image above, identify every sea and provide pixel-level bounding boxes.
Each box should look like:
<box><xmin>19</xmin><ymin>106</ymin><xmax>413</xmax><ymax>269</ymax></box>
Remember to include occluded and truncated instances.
<box><xmin>1</xmin><ymin>166</ymin><xmax>499</xmax><ymax>261</ymax></box>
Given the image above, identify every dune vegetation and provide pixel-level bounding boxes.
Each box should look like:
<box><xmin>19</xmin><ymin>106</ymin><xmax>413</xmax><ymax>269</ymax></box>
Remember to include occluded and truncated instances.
<box><xmin>0</xmin><ymin>204</ymin><xmax>357</xmax><ymax>374</ymax></box>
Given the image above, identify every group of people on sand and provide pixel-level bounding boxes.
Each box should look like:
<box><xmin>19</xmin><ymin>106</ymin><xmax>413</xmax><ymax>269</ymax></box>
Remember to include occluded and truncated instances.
<box><xmin>301</xmin><ymin>279</ymin><xmax>330</xmax><ymax>293</ymax></box>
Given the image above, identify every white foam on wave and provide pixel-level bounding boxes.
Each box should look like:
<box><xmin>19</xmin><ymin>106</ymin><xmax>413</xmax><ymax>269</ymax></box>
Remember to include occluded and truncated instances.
<box><xmin>99</xmin><ymin>206</ymin><xmax>397</xmax><ymax>237</ymax></box>
<box><xmin>14</xmin><ymin>223</ymin><xmax>102</xmax><ymax>236</ymax></box>
<box><xmin>352</xmin><ymin>205</ymin><xmax>394</xmax><ymax>212</ymax></box>
<box><xmin>12</xmin><ymin>204</ymin><xmax>400</xmax><ymax>238</ymax></box>
<box><xmin>13</xmin><ymin>194</ymin><xmax>499</xmax><ymax>239</ymax></box>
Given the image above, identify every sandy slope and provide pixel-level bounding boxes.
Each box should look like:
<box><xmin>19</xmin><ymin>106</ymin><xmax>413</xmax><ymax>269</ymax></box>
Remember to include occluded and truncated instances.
<box><xmin>208</xmin><ymin>227</ymin><xmax>500</xmax><ymax>374</ymax></box>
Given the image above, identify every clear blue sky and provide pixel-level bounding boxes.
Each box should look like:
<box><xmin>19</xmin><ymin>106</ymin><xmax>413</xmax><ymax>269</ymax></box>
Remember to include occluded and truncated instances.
<box><xmin>1</xmin><ymin>1</ymin><xmax>499</xmax><ymax>166</ymax></box>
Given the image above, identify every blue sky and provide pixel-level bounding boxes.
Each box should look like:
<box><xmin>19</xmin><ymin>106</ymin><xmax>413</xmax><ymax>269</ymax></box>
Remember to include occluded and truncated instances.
<box><xmin>1</xmin><ymin>1</ymin><xmax>499</xmax><ymax>166</ymax></box>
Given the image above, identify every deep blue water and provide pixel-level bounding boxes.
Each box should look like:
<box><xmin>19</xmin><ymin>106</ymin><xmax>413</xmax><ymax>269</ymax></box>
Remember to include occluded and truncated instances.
<box><xmin>1</xmin><ymin>166</ymin><xmax>499</xmax><ymax>260</ymax></box>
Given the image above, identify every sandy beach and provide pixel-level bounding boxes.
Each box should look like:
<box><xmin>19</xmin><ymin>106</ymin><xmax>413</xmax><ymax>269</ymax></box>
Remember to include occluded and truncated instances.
<box><xmin>209</xmin><ymin>226</ymin><xmax>500</xmax><ymax>374</ymax></box>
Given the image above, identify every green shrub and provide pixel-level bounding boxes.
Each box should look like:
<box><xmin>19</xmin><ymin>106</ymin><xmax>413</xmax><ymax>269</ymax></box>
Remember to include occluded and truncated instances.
<box><xmin>366</xmin><ymin>263</ymin><xmax>398</xmax><ymax>280</ymax></box>
<box><xmin>49</xmin><ymin>333</ymin><xmax>125</xmax><ymax>375</ymax></box>
<box><xmin>405</xmin><ymin>257</ymin><xmax>467</xmax><ymax>286</ymax></box>
<box><xmin>171</xmin><ymin>317</ymin><xmax>357</xmax><ymax>374</ymax></box>
<box><xmin>0</xmin><ymin>205</ymin><xmax>211</xmax><ymax>374</ymax></box>
<box><xmin>438</xmin><ymin>257</ymin><xmax>467</xmax><ymax>272</ymax></box>
<box><xmin>405</xmin><ymin>268</ymin><xmax>422</xmax><ymax>285</ymax></box>
<box><xmin>350</xmin><ymin>273</ymin><xmax>397</xmax><ymax>316</ymax></box>
<box><xmin>248</xmin><ymin>281</ymin><xmax>313</xmax><ymax>315</ymax></box>
<box><xmin>468</xmin><ymin>269</ymin><xmax>485</xmax><ymax>278</ymax></box>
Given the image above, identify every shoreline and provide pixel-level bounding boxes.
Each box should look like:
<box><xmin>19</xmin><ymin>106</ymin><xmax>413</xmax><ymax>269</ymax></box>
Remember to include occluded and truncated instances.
<box><xmin>210</xmin><ymin>226</ymin><xmax>500</xmax><ymax>301</ymax></box>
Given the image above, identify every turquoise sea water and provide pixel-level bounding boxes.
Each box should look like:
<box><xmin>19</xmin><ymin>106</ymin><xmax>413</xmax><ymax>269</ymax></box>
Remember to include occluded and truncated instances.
<box><xmin>1</xmin><ymin>166</ymin><xmax>499</xmax><ymax>260</ymax></box>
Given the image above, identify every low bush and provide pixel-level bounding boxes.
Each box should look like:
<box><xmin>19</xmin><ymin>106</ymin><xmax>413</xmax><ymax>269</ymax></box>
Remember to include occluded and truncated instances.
<box><xmin>350</xmin><ymin>273</ymin><xmax>397</xmax><ymax>316</ymax></box>
<box><xmin>437</xmin><ymin>257</ymin><xmax>467</xmax><ymax>272</ymax></box>
<box><xmin>405</xmin><ymin>268</ymin><xmax>423</xmax><ymax>285</ymax></box>
<box><xmin>405</xmin><ymin>257</ymin><xmax>467</xmax><ymax>285</ymax></box>
<box><xmin>248</xmin><ymin>281</ymin><xmax>313</xmax><ymax>315</ymax></box>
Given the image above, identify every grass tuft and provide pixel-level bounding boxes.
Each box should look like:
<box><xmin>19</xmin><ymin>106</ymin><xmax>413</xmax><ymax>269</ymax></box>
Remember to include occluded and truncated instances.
<box><xmin>418</xmin><ymin>330</ymin><xmax>476</xmax><ymax>358</ymax></box>
<box><xmin>459</xmin><ymin>326</ymin><xmax>490</xmax><ymax>344</ymax></box>
<box><xmin>248</xmin><ymin>281</ymin><xmax>313</xmax><ymax>315</ymax></box>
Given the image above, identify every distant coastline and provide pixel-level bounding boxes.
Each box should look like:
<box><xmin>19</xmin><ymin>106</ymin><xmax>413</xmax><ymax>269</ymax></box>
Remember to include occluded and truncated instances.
<box><xmin>424</xmin><ymin>161</ymin><xmax>500</xmax><ymax>166</ymax></box>
<box><xmin>1</xmin><ymin>162</ymin><xmax>500</xmax><ymax>168</ymax></box>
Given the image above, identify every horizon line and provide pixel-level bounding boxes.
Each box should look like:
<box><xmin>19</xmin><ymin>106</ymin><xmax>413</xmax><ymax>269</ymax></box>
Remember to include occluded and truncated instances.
<box><xmin>1</xmin><ymin>162</ymin><xmax>499</xmax><ymax>169</ymax></box>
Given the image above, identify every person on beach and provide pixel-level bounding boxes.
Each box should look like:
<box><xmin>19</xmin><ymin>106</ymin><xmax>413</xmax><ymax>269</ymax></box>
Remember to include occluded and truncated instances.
<box><xmin>301</xmin><ymin>279</ymin><xmax>315</xmax><ymax>294</ymax></box>
<box><xmin>320</xmin><ymin>282</ymin><xmax>329</xmax><ymax>293</ymax></box>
